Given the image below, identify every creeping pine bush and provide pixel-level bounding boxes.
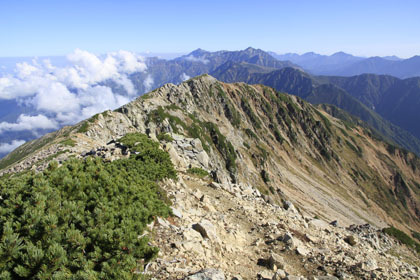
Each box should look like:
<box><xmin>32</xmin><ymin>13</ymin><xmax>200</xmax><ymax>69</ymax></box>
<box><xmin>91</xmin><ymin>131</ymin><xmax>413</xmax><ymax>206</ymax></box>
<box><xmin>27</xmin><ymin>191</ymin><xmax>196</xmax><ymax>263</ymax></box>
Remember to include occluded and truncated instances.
<box><xmin>0</xmin><ymin>133</ymin><xmax>176</xmax><ymax>279</ymax></box>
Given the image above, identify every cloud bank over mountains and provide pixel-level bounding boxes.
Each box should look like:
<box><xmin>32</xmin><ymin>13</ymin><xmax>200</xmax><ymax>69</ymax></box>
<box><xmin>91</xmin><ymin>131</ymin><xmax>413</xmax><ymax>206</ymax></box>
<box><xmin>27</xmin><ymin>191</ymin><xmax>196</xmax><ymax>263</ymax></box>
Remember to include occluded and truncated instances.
<box><xmin>0</xmin><ymin>49</ymin><xmax>149</xmax><ymax>154</ymax></box>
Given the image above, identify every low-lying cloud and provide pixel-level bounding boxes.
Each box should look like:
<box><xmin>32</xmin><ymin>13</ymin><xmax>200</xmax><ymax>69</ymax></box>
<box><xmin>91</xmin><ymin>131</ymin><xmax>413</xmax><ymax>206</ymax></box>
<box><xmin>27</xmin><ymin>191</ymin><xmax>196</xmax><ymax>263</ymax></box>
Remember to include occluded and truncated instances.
<box><xmin>0</xmin><ymin>114</ymin><xmax>58</xmax><ymax>134</ymax></box>
<box><xmin>0</xmin><ymin>140</ymin><xmax>26</xmax><ymax>154</ymax></box>
<box><xmin>183</xmin><ymin>55</ymin><xmax>210</xmax><ymax>64</ymax></box>
<box><xmin>0</xmin><ymin>49</ymin><xmax>147</xmax><ymax>132</ymax></box>
<box><xmin>143</xmin><ymin>74</ymin><xmax>154</xmax><ymax>92</ymax></box>
<box><xmin>180</xmin><ymin>73</ymin><xmax>191</xmax><ymax>81</ymax></box>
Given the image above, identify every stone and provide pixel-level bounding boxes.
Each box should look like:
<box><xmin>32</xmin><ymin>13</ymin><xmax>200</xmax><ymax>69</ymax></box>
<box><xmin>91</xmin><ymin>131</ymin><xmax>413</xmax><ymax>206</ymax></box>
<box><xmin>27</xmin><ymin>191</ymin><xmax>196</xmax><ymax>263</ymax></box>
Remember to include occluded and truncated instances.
<box><xmin>209</xmin><ymin>181</ymin><xmax>221</xmax><ymax>189</ymax></box>
<box><xmin>329</xmin><ymin>220</ymin><xmax>339</xmax><ymax>227</ymax></box>
<box><xmin>156</xmin><ymin>217</ymin><xmax>170</xmax><ymax>228</ymax></box>
<box><xmin>192</xmin><ymin>220</ymin><xmax>218</xmax><ymax>242</ymax></box>
<box><xmin>344</xmin><ymin>235</ymin><xmax>357</xmax><ymax>246</ymax></box>
<box><xmin>310</xmin><ymin>276</ymin><xmax>339</xmax><ymax>280</ymax></box>
<box><xmin>165</xmin><ymin>143</ymin><xmax>187</xmax><ymax>168</ymax></box>
<box><xmin>296</xmin><ymin>246</ymin><xmax>310</xmax><ymax>256</ymax></box>
<box><xmin>182</xmin><ymin>240</ymin><xmax>204</xmax><ymax>255</ymax></box>
<box><xmin>282</xmin><ymin>232</ymin><xmax>299</xmax><ymax>249</ymax></box>
<box><xmin>183</xmin><ymin>228</ymin><xmax>203</xmax><ymax>241</ymax></box>
<box><xmin>267</xmin><ymin>252</ymin><xmax>285</xmax><ymax>270</ymax></box>
<box><xmin>258</xmin><ymin>270</ymin><xmax>274</xmax><ymax>280</ymax></box>
<box><xmin>171</xmin><ymin>207</ymin><xmax>183</xmax><ymax>219</ymax></box>
<box><xmin>273</xmin><ymin>269</ymin><xmax>287</xmax><ymax>279</ymax></box>
<box><xmin>185</xmin><ymin>268</ymin><xmax>225</xmax><ymax>280</ymax></box>
<box><xmin>196</xmin><ymin>151</ymin><xmax>210</xmax><ymax>168</ymax></box>
<box><xmin>358</xmin><ymin>258</ymin><xmax>378</xmax><ymax>271</ymax></box>
<box><xmin>192</xmin><ymin>189</ymin><xmax>204</xmax><ymax>201</ymax></box>
<box><xmin>191</xmin><ymin>138</ymin><xmax>204</xmax><ymax>152</ymax></box>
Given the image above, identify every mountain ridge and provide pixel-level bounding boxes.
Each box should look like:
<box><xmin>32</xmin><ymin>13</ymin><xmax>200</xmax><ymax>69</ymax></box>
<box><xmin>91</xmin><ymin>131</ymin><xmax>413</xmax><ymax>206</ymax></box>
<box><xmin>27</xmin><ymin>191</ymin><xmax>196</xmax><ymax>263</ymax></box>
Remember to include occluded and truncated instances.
<box><xmin>2</xmin><ymin>75</ymin><xmax>419</xmax><ymax>230</ymax></box>
<box><xmin>211</xmin><ymin>63</ymin><xmax>420</xmax><ymax>156</ymax></box>
<box><xmin>1</xmin><ymin>75</ymin><xmax>420</xmax><ymax>278</ymax></box>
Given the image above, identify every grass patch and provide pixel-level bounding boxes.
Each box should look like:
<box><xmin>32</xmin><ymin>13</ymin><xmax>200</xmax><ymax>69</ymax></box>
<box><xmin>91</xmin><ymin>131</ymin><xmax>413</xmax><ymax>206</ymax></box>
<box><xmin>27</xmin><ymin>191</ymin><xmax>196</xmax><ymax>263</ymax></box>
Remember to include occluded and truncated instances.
<box><xmin>187</xmin><ymin>167</ymin><xmax>209</xmax><ymax>178</ymax></box>
<box><xmin>245</xmin><ymin>128</ymin><xmax>257</xmax><ymax>139</ymax></box>
<box><xmin>60</xmin><ymin>138</ymin><xmax>76</xmax><ymax>147</ymax></box>
<box><xmin>241</xmin><ymin>97</ymin><xmax>262</xmax><ymax>129</ymax></box>
<box><xmin>157</xmin><ymin>133</ymin><xmax>174</xmax><ymax>142</ymax></box>
<box><xmin>77</xmin><ymin>122</ymin><xmax>90</xmax><ymax>133</ymax></box>
<box><xmin>203</xmin><ymin>122</ymin><xmax>237</xmax><ymax>175</ymax></box>
<box><xmin>383</xmin><ymin>226</ymin><xmax>420</xmax><ymax>254</ymax></box>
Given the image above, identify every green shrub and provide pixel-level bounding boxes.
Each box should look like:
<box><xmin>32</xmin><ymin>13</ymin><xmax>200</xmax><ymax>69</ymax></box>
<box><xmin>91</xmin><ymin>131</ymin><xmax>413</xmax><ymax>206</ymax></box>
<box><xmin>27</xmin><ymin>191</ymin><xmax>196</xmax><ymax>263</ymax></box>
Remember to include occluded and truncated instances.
<box><xmin>187</xmin><ymin>167</ymin><xmax>209</xmax><ymax>178</ymax></box>
<box><xmin>60</xmin><ymin>138</ymin><xmax>76</xmax><ymax>147</ymax></box>
<box><xmin>0</xmin><ymin>133</ymin><xmax>176</xmax><ymax>279</ymax></box>
<box><xmin>245</xmin><ymin>128</ymin><xmax>257</xmax><ymax>139</ymax></box>
<box><xmin>203</xmin><ymin>122</ymin><xmax>237</xmax><ymax>175</ymax></box>
<box><xmin>412</xmin><ymin>231</ymin><xmax>420</xmax><ymax>242</ymax></box>
<box><xmin>157</xmin><ymin>133</ymin><xmax>174</xmax><ymax>142</ymax></box>
<box><xmin>383</xmin><ymin>226</ymin><xmax>420</xmax><ymax>253</ymax></box>
<box><xmin>77</xmin><ymin>122</ymin><xmax>90</xmax><ymax>133</ymax></box>
<box><xmin>241</xmin><ymin>97</ymin><xmax>262</xmax><ymax>129</ymax></box>
<box><xmin>261</xmin><ymin>169</ymin><xmax>270</xmax><ymax>183</ymax></box>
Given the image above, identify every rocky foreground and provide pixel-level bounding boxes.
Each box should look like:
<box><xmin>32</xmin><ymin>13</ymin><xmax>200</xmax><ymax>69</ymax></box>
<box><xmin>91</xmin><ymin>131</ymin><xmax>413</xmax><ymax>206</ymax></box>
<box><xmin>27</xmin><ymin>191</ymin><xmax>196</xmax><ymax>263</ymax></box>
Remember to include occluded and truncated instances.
<box><xmin>149</xmin><ymin>164</ymin><xmax>419</xmax><ymax>279</ymax></box>
<box><xmin>71</xmin><ymin>137</ymin><xmax>419</xmax><ymax>279</ymax></box>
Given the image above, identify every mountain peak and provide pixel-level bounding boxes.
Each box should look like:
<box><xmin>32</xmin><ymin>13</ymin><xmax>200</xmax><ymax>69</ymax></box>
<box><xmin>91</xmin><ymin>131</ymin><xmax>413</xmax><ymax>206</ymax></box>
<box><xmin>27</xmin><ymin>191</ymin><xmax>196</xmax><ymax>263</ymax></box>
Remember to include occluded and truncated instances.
<box><xmin>331</xmin><ymin>51</ymin><xmax>352</xmax><ymax>57</ymax></box>
<box><xmin>189</xmin><ymin>48</ymin><xmax>209</xmax><ymax>57</ymax></box>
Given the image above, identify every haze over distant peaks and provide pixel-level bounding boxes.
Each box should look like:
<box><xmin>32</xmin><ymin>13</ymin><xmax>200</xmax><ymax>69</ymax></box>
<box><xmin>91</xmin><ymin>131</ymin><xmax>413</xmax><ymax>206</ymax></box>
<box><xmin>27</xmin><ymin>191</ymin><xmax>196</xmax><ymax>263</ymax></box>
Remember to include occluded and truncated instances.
<box><xmin>270</xmin><ymin>51</ymin><xmax>420</xmax><ymax>78</ymax></box>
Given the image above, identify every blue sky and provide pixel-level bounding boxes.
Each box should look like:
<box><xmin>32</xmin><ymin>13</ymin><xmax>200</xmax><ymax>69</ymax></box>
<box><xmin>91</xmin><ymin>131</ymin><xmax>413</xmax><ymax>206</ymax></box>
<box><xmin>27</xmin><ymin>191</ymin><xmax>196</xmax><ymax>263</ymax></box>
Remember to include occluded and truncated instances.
<box><xmin>1</xmin><ymin>0</ymin><xmax>420</xmax><ymax>58</ymax></box>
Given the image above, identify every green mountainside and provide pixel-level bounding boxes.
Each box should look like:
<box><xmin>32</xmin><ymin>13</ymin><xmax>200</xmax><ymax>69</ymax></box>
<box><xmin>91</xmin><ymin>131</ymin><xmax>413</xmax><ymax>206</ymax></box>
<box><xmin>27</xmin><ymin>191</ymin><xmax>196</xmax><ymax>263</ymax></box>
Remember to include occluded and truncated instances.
<box><xmin>211</xmin><ymin>63</ymin><xmax>420</xmax><ymax>156</ymax></box>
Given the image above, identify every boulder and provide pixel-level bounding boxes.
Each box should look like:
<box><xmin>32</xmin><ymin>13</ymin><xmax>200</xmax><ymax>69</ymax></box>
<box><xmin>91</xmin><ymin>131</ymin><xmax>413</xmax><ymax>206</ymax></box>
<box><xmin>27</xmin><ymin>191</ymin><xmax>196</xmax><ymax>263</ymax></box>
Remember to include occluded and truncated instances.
<box><xmin>267</xmin><ymin>252</ymin><xmax>285</xmax><ymax>270</ymax></box>
<box><xmin>191</xmin><ymin>138</ymin><xmax>204</xmax><ymax>152</ymax></box>
<box><xmin>192</xmin><ymin>219</ymin><xmax>219</xmax><ymax>242</ymax></box>
<box><xmin>170</xmin><ymin>207</ymin><xmax>183</xmax><ymax>219</ymax></box>
<box><xmin>197</xmin><ymin>151</ymin><xmax>210</xmax><ymax>168</ymax></box>
<box><xmin>296</xmin><ymin>246</ymin><xmax>309</xmax><ymax>256</ymax></box>
<box><xmin>257</xmin><ymin>270</ymin><xmax>274</xmax><ymax>280</ymax></box>
<box><xmin>273</xmin><ymin>270</ymin><xmax>287</xmax><ymax>279</ymax></box>
<box><xmin>185</xmin><ymin>268</ymin><xmax>225</xmax><ymax>280</ymax></box>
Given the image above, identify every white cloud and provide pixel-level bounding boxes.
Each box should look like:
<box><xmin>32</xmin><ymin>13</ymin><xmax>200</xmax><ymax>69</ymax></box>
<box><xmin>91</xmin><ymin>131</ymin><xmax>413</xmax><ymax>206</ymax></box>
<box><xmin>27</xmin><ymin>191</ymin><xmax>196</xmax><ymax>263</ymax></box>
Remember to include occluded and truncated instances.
<box><xmin>0</xmin><ymin>140</ymin><xmax>26</xmax><ymax>154</ymax></box>
<box><xmin>143</xmin><ymin>75</ymin><xmax>154</xmax><ymax>92</ymax></box>
<box><xmin>0</xmin><ymin>114</ymin><xmax>58</xmax><ymax>133</ymax></box>
<box><xmin>180</xmin><ymin>73</ymin><xmax>190</xmax><ymax>81</ymax></box>
<box><xmin>31</xmin><ymin>82</ymin><xmax>80</xmax><ymax>113</ymax></box>
<box><xmin>0</xmin><ymin>49</ymin><xmax>148</xmax><ymax>130</ymax></box>
<box><xmin>183</xmin><ymin>55</ymin><xmax>209</xmax><ymax>64</ymax></box>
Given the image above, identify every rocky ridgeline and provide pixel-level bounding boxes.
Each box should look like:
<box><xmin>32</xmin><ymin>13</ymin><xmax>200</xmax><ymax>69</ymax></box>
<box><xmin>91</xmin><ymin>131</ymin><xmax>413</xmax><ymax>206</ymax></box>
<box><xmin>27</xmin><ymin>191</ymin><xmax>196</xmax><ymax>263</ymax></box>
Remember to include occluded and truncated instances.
<box><xmin>147</xmin><ymin>172</ymin><xmax>419</xmax><ymax>279</ymax></box>
<box><xmin>1</xmin><ymin>75</ymin><xmax>419</xmax><ymax>278</ymax></box>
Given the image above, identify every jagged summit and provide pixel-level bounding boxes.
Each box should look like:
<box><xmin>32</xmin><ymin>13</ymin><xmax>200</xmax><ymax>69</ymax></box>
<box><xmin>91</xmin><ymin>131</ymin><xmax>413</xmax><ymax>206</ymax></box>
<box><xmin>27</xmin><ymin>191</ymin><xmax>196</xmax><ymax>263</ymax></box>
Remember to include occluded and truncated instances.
<box><xmin>1</xmin><ymin>76</ymin><xmax>419</xmax><ymax>278</ymax></box>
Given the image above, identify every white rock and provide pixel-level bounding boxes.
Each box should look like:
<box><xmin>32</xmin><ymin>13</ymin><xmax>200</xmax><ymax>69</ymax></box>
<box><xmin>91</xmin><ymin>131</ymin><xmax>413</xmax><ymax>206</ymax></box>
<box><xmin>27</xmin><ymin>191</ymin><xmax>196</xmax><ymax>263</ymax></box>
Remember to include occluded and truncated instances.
<box><xmin>196</xmin><ymin>151</ymin><xmax>210</xmax><ymax>168</ymax></box>
<box><xmin>185</xmin><ymin>268</ymin><xmax>225</xmax><ymax>280</ymax></box>
<box><xmin>192</xmin><ymin>219</ymin><xmax>219</xmax><ymax>243</ymax></box>
<box><xmin>296</xmin><ymin>246</ymin><xmax>309</xmax><ymax>256</ymax></box>
<box><xmin>309</xmin><ymin>219</ymin><xmax>330</xmax><ymax>230</ymax></box>
<box><xmin>171</xmin><ymin>207</ymin><xmax>183</xmax><ymax>219</ymax></box>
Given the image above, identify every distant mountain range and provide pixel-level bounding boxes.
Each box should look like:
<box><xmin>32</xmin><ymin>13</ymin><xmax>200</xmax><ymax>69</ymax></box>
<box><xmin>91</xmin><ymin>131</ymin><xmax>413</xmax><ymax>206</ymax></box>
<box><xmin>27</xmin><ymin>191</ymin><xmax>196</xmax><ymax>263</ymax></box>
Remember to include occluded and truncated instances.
<box><xmin>1</xmin><ymin>47</ymin><xmax>420</xmax><ymax>158</ymax></box>
<box><xmin>271</xmin><ymin>51</ymin><xmax>420</xmax><ymax>78</ymax></box>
